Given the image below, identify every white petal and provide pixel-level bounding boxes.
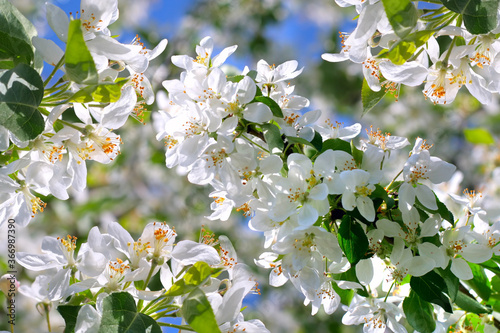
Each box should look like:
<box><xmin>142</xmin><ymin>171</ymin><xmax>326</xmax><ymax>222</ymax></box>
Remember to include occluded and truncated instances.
<box><xmin>451</xmin><ymin>257</ymin><xmax>473</xmax><ymax>280</ymax></box>
<box><xmin>172</xmin><ymin>240</ymin><xmax>220</xmax><ymax>266</ymax></box>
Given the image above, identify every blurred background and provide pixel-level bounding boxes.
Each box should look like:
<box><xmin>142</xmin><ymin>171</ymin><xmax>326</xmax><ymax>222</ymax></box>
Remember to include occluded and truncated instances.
<box><xmin>2</xmin><ymin>0</ymin><xmax>500</xmax><ymax>332</ymax></box>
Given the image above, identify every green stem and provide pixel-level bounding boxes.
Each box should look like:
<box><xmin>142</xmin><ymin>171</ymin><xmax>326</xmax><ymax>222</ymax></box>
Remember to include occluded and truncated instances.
<box><xmin>44</xmin><ymin>304</ymin><xmax>52</xmax><ymax>332</ymax></box>
<box><xmin>157</xmin><ymin>322</ymin><xmax>195</xmax><ymax>331</ymax></box>
<box><xmin>43</xmin><ymin>56</ymin><xmax>65</xmax><ymax>88</ymax></box>
<box><xmin>384</xmin><ymin>280</ymin><xmax>396</xmax><ymax>302</ymax></box>
<box><xmin>137</xmin><ymin>261</ymin><xmax>158</xmax><ymax>311</ymax></box>
<box><xmin>442</xmin><ymin>36</ymin><xmax>458</xmax><ymax>66</ymax></box>
<box><xmin>149</xmin><ymin>308</ymin><xmax>178</xmax><ymax>319</ymax></box>
<box><xmin>386</xmin><ymin>169</ymin><xmax>403</xmax><ymax>192</ymax></box>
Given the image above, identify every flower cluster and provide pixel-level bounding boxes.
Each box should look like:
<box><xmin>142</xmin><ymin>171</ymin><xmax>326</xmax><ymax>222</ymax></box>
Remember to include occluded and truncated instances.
<box><xmin>322</xmin><ymin>0</ymin><xmax>500</xmax><ymax>105</ymax></box>
<box><xmin>0</xmin><ymin>0</ymin><xmax>167</xmax><ymax>228</ymax></box>
<box><xmin>16</xmin><ymin>222</ymin><xmax>268</xmax><ymax>332</ymax></box>
<box><xmin>155</xmin><ymin>37</ymin><xmax>500</xmax><ymax>332</ymax></box>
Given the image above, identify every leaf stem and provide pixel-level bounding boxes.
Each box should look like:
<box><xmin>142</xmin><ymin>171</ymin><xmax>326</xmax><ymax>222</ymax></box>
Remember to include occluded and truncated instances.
<box><xmin>43</xmin><ymin>56</ymin><xmax>65</xmax><ymax>88</ymax></box>
<box><xmin>137</xmin><ymin>261</ymin><xmax>158</xmax><ymax>311</ymax></box>
<box><xmin>157</xmin><ymin>322</ymin><xmax>195</xmax><ymax>331</ymax></box>
<box><xmin>384</xmin><ymin>280</ymin><xmax>396</xmax><ymax>302</ymax></box>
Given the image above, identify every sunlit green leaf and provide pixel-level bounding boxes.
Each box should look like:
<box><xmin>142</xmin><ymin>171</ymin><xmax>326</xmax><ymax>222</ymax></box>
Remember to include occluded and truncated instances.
<box><xmin>464</xmin><ymin>128</ymin><xmax>495</xmax><ymax>145</ymax></box>
<box><xmin>65</xmin><ymin>19</ymin><xmax>98</xmax><ymax>85</ymax></box>
<box><xmin>182</xmin><ymin>288</ymin><xmax>221</xmax><ymax>333</ymax></box>
<box><xmin>381</xmin><ymin>0</ymin><xmax>417</xmax><ymax>39</ymax></box>
<box><xmin>165</xmin><ymin>262</ymin><xmax>219</xmax><ymax>297</ymax></box>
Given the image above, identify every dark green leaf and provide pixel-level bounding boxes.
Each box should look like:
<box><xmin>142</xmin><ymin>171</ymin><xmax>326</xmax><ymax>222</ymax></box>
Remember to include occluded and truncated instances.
<box><xmin>382</xmin><ymin>0</ymin><xmax>418</xmax><ymax>39</ymax></box>
<box><xmin>310</xmin><ymin>130</ymin><xmax>323</xmax><ymax>152</ymax></box>
<box><xmin>165</xmin><ymin>262</ymin><xmax>216</xmax><ymax>297</ymax></box>
<box><xmin>0</xmin><ymin>0</ymin><xmax>36</xmax><ymax>67</ymax></box>
<box><xmin>350</xmin><ymin>141</ymin><xmax>363</xmax><ymax>166</ymax></box>
<box><xmin>441</xmin><ymin>0</ymin><xmax>500</xmax><ymax>34</ymax></box>
<box><xmin>57</xmin><ymin>305</ymin><xmax>82</xmax><ymax>333</ymax></box>
<box><xmin>65</xmin><ymin>19</ymin><xmax>98</xmax><ymax>85</ymax></box>
<box><xmin>99</xmin><ymin>292</ymin><xmax>161</xmax><ymax>333</ymax></box>
<box><xmin>465</xmin><ymin>263</ymin><xmax>492</xmax><ymax>301</ymax></box>
<box><xmin>437</xmin><ymin>266</ymin><xmax>459</xmax><ymax>302</ymax></box>
<box><xmin>370</xmin><ymin>184</ymin><xmax>395</xmax><ymax>209</ymax></box>
<box><xmin>338</xmin><ymin>215</ymin><xmax>369</xmax><ymax>265</ymax></box>
<box><xmin>0</xmin><ymin>63</ymin><xmax>44</xmax><ymax>140</ymax></box>
<box><xmin>319</xmin><ymin>138</ymin><xmax>351</xmax><ymax>155</ymax></box>
<box><xmin>464</xmin><ymin>128</ymin><xmax>495</xmax><ymax>145</ymax></box>
<box><xmin>286</xmin><ymin>135</ymin><xmax>318</xmax><ymax>150</ymax></box>
<box><xmin>260</xmin><ymin>123</ymin><xmax>284</xmax><ymax>153</ymax></box>
<box><xmin>403</xmin><ymin>290</ymin><xmax>436</xmax><ymax>333</ymax></box>
<box><xmin>361</xmin><ymin>79</ymin><xmax>387</xmax><ymax>115</ymax></box>
<box><xmin>455</xmin><ymin>290</ymin><xmax>492</xmax><ymax>314</ymax></box>
<box><xmin>253</xmin><ymin>96</ymin><xmax>283</xmax><ymax>118</ymax></box>
<box><xmin>410</xmin><ymin>271</ymin><xmax>453</xmax><ymax>313</ymax></box>
<box><xmin>415</xmin><ymin>194</ymin><xmax>454</xmax><ymax>225</ymax></box>
<box><xmin>182</xmin><ymin>288</ymin><xmax>221</xmax><ymax>333</ymax></box>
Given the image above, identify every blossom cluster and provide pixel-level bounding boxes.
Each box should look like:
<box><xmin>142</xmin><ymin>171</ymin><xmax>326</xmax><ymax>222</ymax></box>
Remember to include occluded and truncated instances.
<box><xmin>323</xmin><ymin>0</ymin><xmax>500</xmax><ymax>105</ymax></box>
<box><xmin>155</xmin><ymin>36</ymin><xmax>500</xmax><ymax>332</ymax></box>
<box><xmin>0</xmin><ymin>0</ymin><xmax>167</xmax><ymax>228</ymax></box>
<box><xmin>15</xmin><ymin>221</ymin><xmax>267</xmax><ymax>332</ymax></box>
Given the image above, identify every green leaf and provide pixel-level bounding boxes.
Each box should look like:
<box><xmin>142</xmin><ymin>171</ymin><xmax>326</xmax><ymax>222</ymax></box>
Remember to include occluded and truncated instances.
<box><xmin>350</xmin><ymin>141</ymin><xmax>363</xmax><ymax>166</ymax></box>
<box><xmin>310</xmin><ymin>130</ymin><xmax>323</xmax><ymax>152</ymax></box>
<box><xmin>286</xmin><ymin>135</ymin><xmax>318</xmax><ymax>150</ymax></box>
<box><xmin>260</xmin><ymin>123</ymin><xmax>284</xmax><ymax>153</ymax></box>
<box><xmin>227</xmin><ymin>75</ymin><xmax>245</xmax><ymax>83</ymax></box>
<box><xmin>465</xmin><ymin>263</ymin><xmax>492</xmax><ymax>301</ymax></box>
<box><xmin>99</xmin><ymin>292</ymin><xmax>161</xmax><ymax>333</ymax></box>
<box><xmin>383</xmin><ymin>30</ymin><xmax>434</xmax><ymax>65</ymax></box>
<box><xmin>65</xmin><ymin>19</ymin><xmax>98</xmax><ymax>85</ymax></box>
<box><xmin>0</xmin><ymin>0</ymin><xmax>37</xmax><ymax>67</ymax></box>
<box><xmin>381</xmin><ymin>0</ymin><xmax>418</xmax><ymax>39</ymax></box>
<box><xmin>338</xmin><ymin>215</ymin><xmax>369</xmax><ymax>265</ymax></box>
<box><xmin>0</xmin><ymin>63</ymin><xmax>44</xmax><ymax>141</ymax></box>
<box><xmin>165</xmin><ymin>262</ymin><xmax>216</xmax><ymax>297</ymax></box>
<box><xmin>57</xmin><ymin>305</ymin><xmax>82</xmax><ymax>333</ymax></box>
<box><xmin>403</xmin><ymin>290</ymin><xmax>436</xmax><ymax>333</ymax></box>
<box><xmin>464</xmin><ymin>128</ymin><xmax>495</xmax><ymax>145</ymax></box>
<box><xmin>182</xmin><ymin>288</ymin><xmax>221</xmax><ymax>333</ymax></box>
<box><xmin>415</xmin><ymin>194</ymin><xmax>455</xmax><ymax>225</ymax></box>
<box><xmin>370</xmin><ymin>184</ymin><xmax>395</xmax><ymax>209</ymax></box>
<box><xmin>410</xmin><ymin>271</ymin><xmax>453</xmax><ymax>313</ymax></box>
<box><xmin>319</xmin><ymin>138</ymin><xmax>352</xmax><ymax>155</ymax></box>
<box><xmin>437</xmin><ymin>266</ymin><xmax>459</xmax><ymax>302</ymax></box>
<box><xmin>441</xmin><ymin>0</ymin><xmax>500</xmax><ymax>34</ymax></box>
<box><xmin>361</xmin><ymin>79</ymin><xmax>387</xmax><ymax>115</ymax></box>
<box><xmin>331</xmin><ymin>281</ymin><xmax>354</xmax><ymax>306</ymax></box>
<box><xmin>252</xmin><ymin>96</ymin><xmax>283</xmax><ymax>118</ymax></box>
<box><xmin>455</xmin><ymin>290</ymin><xmax>492</xmax><ymax>314</ymax></box>
<box><xmin>69</xmin><ymin>79</ymin><xmax>128</xmax><ymax>103</ymax></box>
